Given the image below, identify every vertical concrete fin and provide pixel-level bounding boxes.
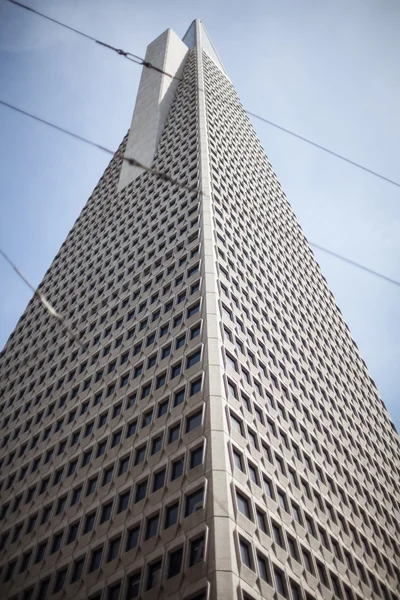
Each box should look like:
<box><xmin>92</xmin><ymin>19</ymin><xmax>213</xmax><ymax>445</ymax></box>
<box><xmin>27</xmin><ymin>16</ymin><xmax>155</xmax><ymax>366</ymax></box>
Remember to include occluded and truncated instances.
<box><xmin>118</xmin><ymin>29</ymin><xmax>189</xmax><ymax>191</ymax></box>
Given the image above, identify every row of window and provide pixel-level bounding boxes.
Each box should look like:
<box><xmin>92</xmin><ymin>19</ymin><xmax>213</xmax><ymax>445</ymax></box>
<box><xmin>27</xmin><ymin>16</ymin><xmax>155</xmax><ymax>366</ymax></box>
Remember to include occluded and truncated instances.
<box><xmin>0</xmin><ymin>403</ymin><xmax>204</xmax><ymax>534</ymax></box>
<box><xmin>228</xmin><ymin>409</ymin><xmax>398</xmax><ymax>576</ymax></box>
<box><xmin>0</xmin><ymin>344</ymin><xmax>203</xmax><ymax>496</ymax></box>
<box><xmin>2</xmin><ymin>483</ymin><xmax>206</xmax><ymax>581</ymax></box>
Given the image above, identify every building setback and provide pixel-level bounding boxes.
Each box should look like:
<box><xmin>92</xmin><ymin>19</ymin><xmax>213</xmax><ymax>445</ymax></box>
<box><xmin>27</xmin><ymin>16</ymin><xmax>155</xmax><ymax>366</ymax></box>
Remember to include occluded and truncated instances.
<box><xmin>0</xmin><ymin>18</ymin><xmax>399</xmax><ymax>600</ymax></box>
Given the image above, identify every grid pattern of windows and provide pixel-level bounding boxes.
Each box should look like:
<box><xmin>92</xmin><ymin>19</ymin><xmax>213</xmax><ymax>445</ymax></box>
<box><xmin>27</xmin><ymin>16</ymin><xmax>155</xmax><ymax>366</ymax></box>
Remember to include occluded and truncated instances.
<box><xmin>202</xmin><ymin>49</ymin><xmax>400</xmax><ymax>600</ymax></box>
<box><xmin>0</xmin><ymin>20</ymin><xmax>398</xmax><ymax>600</ymax></box>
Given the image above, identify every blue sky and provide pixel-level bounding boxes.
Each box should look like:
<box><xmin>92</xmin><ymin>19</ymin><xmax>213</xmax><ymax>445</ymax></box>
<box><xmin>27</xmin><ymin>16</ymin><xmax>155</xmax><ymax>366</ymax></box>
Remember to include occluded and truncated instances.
<box><xmin>0</xmin><ymin>0</ymin><xmax>399</xmax><ymax>429</ymax></box>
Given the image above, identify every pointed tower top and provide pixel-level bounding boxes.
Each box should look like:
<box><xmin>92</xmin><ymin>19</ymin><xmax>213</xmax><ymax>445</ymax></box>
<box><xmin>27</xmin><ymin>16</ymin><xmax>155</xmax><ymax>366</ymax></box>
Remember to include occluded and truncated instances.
<box><xmin>182</xmin><ymin>19</ymin><xmax>227</xmax><ymax>76</ymax></box>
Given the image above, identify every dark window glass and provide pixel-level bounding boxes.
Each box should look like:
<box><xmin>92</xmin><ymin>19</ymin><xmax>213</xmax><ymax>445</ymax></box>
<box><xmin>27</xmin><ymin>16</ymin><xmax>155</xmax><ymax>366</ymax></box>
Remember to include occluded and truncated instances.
<box><xmin>53</xmin><ymin>567</ymin><xmax>67</xmax><ymax>593</ymax></box>
<box><xmin>239</xmin><ymin>539</ymin><xmax>252</xmax><ymax>568</ymax></box>
<box><xmin>126</xmin><ymin>526</ymin><xmax>140</xmax><ymax>551</ymax></box>
<box><xmin>117</xmin><ymin>490</ymin><xmax>130</xmax><ymax>513</ymax></box>
<box><xmin>118</xmin><ymin>455</ymin><xmax>130</xmax><ymax>476</ymax></box>
<box><xmin>157</xmin><ymin>399</ymin><xmax>169</xmax><ymax>417</ymax></box>
<box><xmin>67</xmin><ymin>522</ymin><xmax>79</xmax><ymax>544</ymax></box>
<box><xmin>168</xmin><ymin>423</ymin><xmax>180</xmax><ymax>443</ymax></box>
<box><xmin>135</xmin><ymin>479</ymin><xmax>148</xmax><ymax>503</ymax></box>
<box><xmin>153</xmin><ymin>469</ymin><xmax>166</xmax><ymax>492</ymax></box>
<box><xmin>189</xmin><ymin>535</ymin><xmax>205</xmax><ymax>566</ymax></box>
<box><xmin>190</xmin><ymin>323</ymin><xmax>201</xmax><ymax>339</ymax></box>
<box><xmin>168</xmin><ymin>547</ymin><xmax>183</xmax><ymax>578</ymax></box>
<box><xmin>190</xmin><ymin>444</ymin><xmax>204</xmax><ymax>469</ymax></box>
<box><xmin>165</xmin><ymin>502</ymin><xmax>179</xmax><ymax>529</ymax></box>
<box><xmin>88</xmin><ymin>547</ymin><xmax>103</xmax><ymax>573</ymax></box>
<box><xmin>171</xmin><ymin>458</ymin><xmax>184</xmax><ymax>481</ymax></box>
<box><xmin>151</xmin><ymin>436</ymin><xmax>163</xmax><ymax>455</ymax></box>
<box><xmin>71</xmin><ymin>557</ymin><xmax>85</xmax><ymax>583</ymax></box>
<box><xmin>147</xmin><ymin>560</ymin><xmax>162</xmax><ymax>590</ymax></box>
<box><xmin>190</xmin><ymin>377</ymin><xmax>202</xmax><ymax>395</ymax></box>
<box><xmin>186</xmin><ymin>409</ymin><xmax>202</xmax><ymax>432</ymax></box>
<box><xmin>126</xmin><ymin>572</ymin><xmax>141</xmax><ymax>599</ymax></box>
<box><xmin>186</xmin><ymin>350</ymin><xmax>201</xmax><ymax>368</ymax></box>
<box><xmin>134</xmin><ymin>445</ymin><xmax>146</xmax><ymax>465</ymax></box>
<box><xmin>83</xmin><ymin>512</ymin><xmax>96</xmax><ymax>534</ymax></box>
<box><xmin>107</xmin><ymin>537</ymin><xmax>121</xmax><ymax>562</ymax></box>
<box><xmin>185</xmin><ymin>488</ymin><xmax>204</xmax><ymax>516</ymax></box>
<box><xmin>50</xmin><ymin>531</ymin><xmax>63</xmax><ymax>554</ymax></box>
<box><xmin>145</xmin><ymin>514</ymin><xmax>159</xmax><ymax>540</ymax></box>
<box><xmin>100</xmin><ymin>502</ymin><xmax>113</xmax><ymax>524</ymax></box>
<box><xmin>126</xmin><ymin>419</ymin><xmax>137</xmax><ymax>437</ymax></box>
<box><xmin>102</xmin><ymin>466</ymin><xmax>113</xmax><ymax>486</ymax></box>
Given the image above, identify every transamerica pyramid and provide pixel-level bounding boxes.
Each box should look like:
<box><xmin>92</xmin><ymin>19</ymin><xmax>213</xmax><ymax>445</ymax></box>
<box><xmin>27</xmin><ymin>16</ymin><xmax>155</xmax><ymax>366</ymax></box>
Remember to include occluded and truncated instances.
<box><xmin>0</xmin><ymin>19</ymin><xmax>398</xmax><ymax>600</ymax></box>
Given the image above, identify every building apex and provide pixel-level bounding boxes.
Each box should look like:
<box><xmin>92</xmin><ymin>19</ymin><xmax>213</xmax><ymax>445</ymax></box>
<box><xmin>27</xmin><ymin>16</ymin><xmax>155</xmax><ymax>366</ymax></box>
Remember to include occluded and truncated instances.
<box><xmin>182</xmin><ymin>19</ymin><xmax>227</xmax><ymax>76</ymax></box>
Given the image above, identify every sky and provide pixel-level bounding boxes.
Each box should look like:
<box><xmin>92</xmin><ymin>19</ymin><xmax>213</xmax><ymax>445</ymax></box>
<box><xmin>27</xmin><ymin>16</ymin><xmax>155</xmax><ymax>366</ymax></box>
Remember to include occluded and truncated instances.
<box><xmin>0</xmin><ymin>0</ymin><xmax>399</xmax><ymax>429</ymax></box>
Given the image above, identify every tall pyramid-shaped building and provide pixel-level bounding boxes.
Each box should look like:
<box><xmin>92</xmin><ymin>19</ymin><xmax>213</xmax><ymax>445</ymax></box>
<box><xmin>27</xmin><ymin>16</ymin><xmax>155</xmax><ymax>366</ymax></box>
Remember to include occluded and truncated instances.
<box><xmin>0</xmin><ymin>19</ymin><xmax>399</xmax><ymax>600</ymax></box>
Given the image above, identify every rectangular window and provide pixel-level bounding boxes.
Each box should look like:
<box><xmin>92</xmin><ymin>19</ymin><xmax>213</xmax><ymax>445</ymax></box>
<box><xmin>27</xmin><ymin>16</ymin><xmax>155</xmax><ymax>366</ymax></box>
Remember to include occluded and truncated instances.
<box><xmin>185</xmin><ymin>488</ymin><xmax>204</xmax><ymax>516</ymax></box>
<box><xmin>239</xmin><ymin>539</ymin><xmax>252</xmax><ymax>569</ymax></box>
<box><xmin>167</xmin><ymin>547</ymin><xmax>183</xmax><ymax>578</ymax></box>
<box><xmin>126</xmin><ymin>525</ymin><xmax>140</xmax><ymax>551</ymax></box>
<box><xmin>88</xmin><ymin>547</ymin><xmax>103</xmax><ymax>573</ymax></box>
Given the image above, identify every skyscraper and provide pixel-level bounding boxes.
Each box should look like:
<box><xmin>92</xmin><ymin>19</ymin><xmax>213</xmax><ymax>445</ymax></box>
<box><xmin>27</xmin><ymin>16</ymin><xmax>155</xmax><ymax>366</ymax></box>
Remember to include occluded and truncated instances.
<box><xmin>0</xmin><ymin>17</ymin><xmax>399</xmax><ymax>600</ymax></box>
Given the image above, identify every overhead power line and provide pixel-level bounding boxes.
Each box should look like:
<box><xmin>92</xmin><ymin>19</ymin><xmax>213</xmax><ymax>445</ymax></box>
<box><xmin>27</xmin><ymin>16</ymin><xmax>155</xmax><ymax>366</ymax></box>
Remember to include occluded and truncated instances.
<box><xmin>0</xmin><ymin>100</ymin><xmax>194</xmax><ymax>193</ymax></box>
<box><xmin>0</xmin><ymin>248</ymin><xmax>83</xmax><ymax>347</ymax></box>
<box><xmin>6</xmin><ymin>0</ymin><xmax>400</xmax><ymax>190</ymax></box>
<box><xmin>0</xmin><ymin>98</ymin><xmax>399</xmax><ymax>289</ymax></box>
<box><xmin>309</xmin><ymin>243</ymin><xmax>400</xmax><ymax>287</ymax></box>
<box><xmin>246</xmin><ymin>112</ymin><xmax>400</xmax><ymax>189</ymax></box>
<box><xmin>6</xmin><ymin>0</ymin><xmax>181</xmax><ymax>80</ymax></box>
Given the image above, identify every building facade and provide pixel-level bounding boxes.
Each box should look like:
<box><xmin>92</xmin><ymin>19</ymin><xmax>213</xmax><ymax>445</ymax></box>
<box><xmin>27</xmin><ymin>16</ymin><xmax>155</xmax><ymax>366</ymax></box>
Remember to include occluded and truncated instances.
<box><xmin>0</xmin><ymin>19</ymin><xmax>399</xmax><ymax>600</ymax></box>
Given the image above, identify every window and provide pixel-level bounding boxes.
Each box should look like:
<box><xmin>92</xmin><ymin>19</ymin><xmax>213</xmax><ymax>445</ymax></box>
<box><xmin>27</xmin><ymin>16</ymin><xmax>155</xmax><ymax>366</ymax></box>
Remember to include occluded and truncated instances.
<box><xmin>102</xmin><ymin>465</ymin><xmax>114</xmax><ymax>485</ymax></box>
<box><xmin>151</xmin><ymin>435</ymin><xmax>163</xmax><ymax>455</ymax></box>
<box><xmin>171</xmin><ymin>458</ymin><xmax>184</xmax><ymax>481</ymax></box>
<box><xmin>83</xmin><ymin>512</ymin><xmax>96</xmax><ymax>534</ymax></box>
<box><xmin>70</xmin><ymin>486</ymin><xmax>82</xmax><ymax>506</ymax></box>
<box><xmin>272</xmin><ymin>522</ymin><xmax>285</xmax><ymax>548</ymax></box>
<box><xmin>134</xmin><ymin>445</ymin><xmax>146</xmax><ymax>465</ymax></box>
<box><xmin>287</xmin><ymin>536</ymin><xmax>300</xmax><ymax>561</ymax></box>
<box><xmin>274</xmin><ymin>567</ymin><xmax>287</xmax><ymax>597</ymax></box>
<box><xmin>190</xmin><ymin>323</ymin><xmax>201</xmax><ymax>339</ymax></box>
<box><xmin>107</xmin><ymin>582</ymin><xmax>121</xmax><ymax>600</ymax></box>
<box><xmin>302</xmin><ymin>548</ymin><xmax>314</xmax><ymax>574</ymax></box>
<box><xmin>152</xmin><ymin>468</ymin><xmax>166</xmax><ymax>492</ymax></box>
<box><xmin>277</xmin><ymin>489</ymin><xmax>288</xmax><ymax>512</ymax></box>
<box><xmin>176</xmin><ymin>334</ymin><xmax>186</xmax><ymax>349</ymax></box>
<box><xmin>156</xmin><ymin>372</ymin><xmax>166</xmax><ymax>388</ymax></box>
<box><xmin>35</xmin><ymin>541</ymin><xmax>47</xmax><ymax>563</ymax></box>
<box><xmin>126</xmin><ymin>525</ymin><xmax>140</xmax><ymax>551</ymax></box>
<box><xmin>96</xmin><ymin>440</ymin><xmax>107</xmax><ymax>457</ymax></box>
<box><xmin>71</xmin><ymin>556</ymin><xmax>85</xmax><ymax>583</ymax></box>
<box><xmin>256</xmin><ymin>509</ymin><xmax>268</xmax><ymax>534</ymax></box>
<box><xmin>107</xmin><ymin>537</ymin><xmax>121</xmax><ymax>562</ymax></box>
<box><xmin>190</xmin><ymin>377</ymin><xmax>202</xmax><ymax>395</ymax></box>
<box><xmin>157</xmin><ymin>399</ymin><xmax>169</xmax><ymax>417</ymax></box>
<box><xmin>189</xmin><ymin>535</ymin><xmax>205</xmax><ymax>566</ymax></box>
<box><xmin>86</xmin><ymin>477</ymin><xmax>97</xmax><ymax>496</ymax></box>
<box><xmin>257</xmin><ymin>554</ymin><xmax>270</xmax><ymax>582</ymax></box>
<box><xmin>248</xmin><ymin>463</ymin><xmax>259</xmax><ymax>486</ymax></box>
<box><xmin>233</xmin><ymin>448</ymin><xmax>244</xmax><ymax>471</ymax></box>
<box><xmin>53</xmin><ymin>568</ymin><xmax>67</xmax><ymax>593</ymax></box>
<box><xmin>263</xmin><ymin>476</ymin><xmax>275</xmax><ymax>499</ymax></box>
<box><xmin>126</xmin><ymin>572</ymin><xmax>141</xmax><ymax>599</ymax></box>
<box><xmin>88</xmin><ymin>547</ymin><xmax>103</xmax><ymax>573</ymax></box>
<box><xmin>117</xmin><ymin>490</ymin><xmax>130</xmax><ymax>513</ymax></box>
<box><xmin>145</xmin><ymin>514</ymin><xmax>160</xmax><ymax>540</ymax></box>
<box><xmin>187</xmin><ymin>349</ymin><xmax>201</xmax><ymax>368</ymax></box>
<box><xmin>67</xmin><ymin>522</ymin><xmax>79</xmax><ymax>544</ymax></box>
<box><xmin>142</xmin><ymin>409</ymin><xmax>153</xmax><ymax>428</ymax></box>
<box><xmin>168</xmin><ymin>423</ymin><xmax>180</xmax><ymax>443</ymax></box>
<box><xmin>146</xmin><ymin>560</ymin><xmax>162</xmax><ymax>590</ymax></box>
<box><xmin>190</xmin><ymin>444</ymin><xmax>204</xmax><ymax>469</ymax></box>
<box><xmin>135</xmin><ymin>479</ymin><xmax>148</xmax><ymax>502</ymax></box>
<box><xmin>50</xmin><ymin>531</ymin><xmax>63</xmax><ymax>554</ymax></box>
<box><xmin>100</xmin><ymin>502</ymin><xmax>113</xmax><ymax>524</ymax></box>
<box><xmin>186</xmin><ymin>409</ymin><xmax>202</xmax><ymax>432</ymax></box>
<box><xmin>185</xmin><ymin>488</ymin><xmax>204</xmax><ymax>516</ymax></box>
<box><xmin>230</xmin><ymin>413</ymin><xmax>243</xmax><ymax>435</ymax></box>
<box><xmin>237</xmin><ymin>491</ymin><xmax>251</xmax><ymax>519</ymax></box>
<box><xmin>161</xmin><ymin>344</ymin><xmax>171</xmax><ymax>359</ymax></box>
<box><xmin>187</xmin><ymin>302</ymin><xmax>200</xmax><ymax>318</ymax></box>
<box><xmin>126</xmin><ymin>420</ymin><xmax>137</xmax><ymax>438</ymax></box>
<box><xmin>171</xmin><ymin>362</ymin><xmax>181</xmax><ymax>378</ymax></box>
<box><xmin>168</xmin><ymin>547</ymin><xmax>183</xmax><ymax>578</ymax></box>
<box><xmin>173</xmin><ymin>388</ymin><xmax>185</xmax><ymax>407</ymax></box>
<box><xmin>239</xmin><ymin>538</ymin><xmax>252</xmax><ymax>569</ymax></box>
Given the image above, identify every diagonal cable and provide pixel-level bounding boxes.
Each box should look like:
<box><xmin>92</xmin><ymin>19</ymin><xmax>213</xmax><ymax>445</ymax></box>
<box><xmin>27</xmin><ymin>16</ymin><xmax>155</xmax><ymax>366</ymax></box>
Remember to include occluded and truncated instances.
<box><xmin>0</xmin><ymin>98</ymin><xmax>399</xmax><ymax>288</ymax></box>
<box><xmin>6</xmin><ymin>0</ymin><xmax>400</xmax><ymax>190</ymax></box>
